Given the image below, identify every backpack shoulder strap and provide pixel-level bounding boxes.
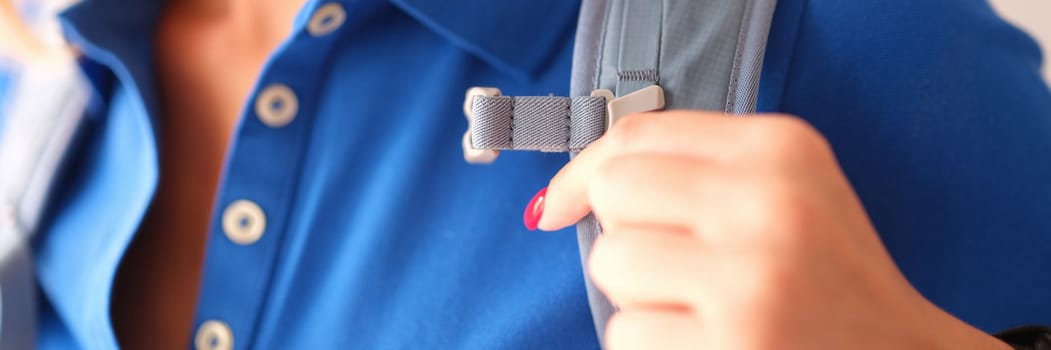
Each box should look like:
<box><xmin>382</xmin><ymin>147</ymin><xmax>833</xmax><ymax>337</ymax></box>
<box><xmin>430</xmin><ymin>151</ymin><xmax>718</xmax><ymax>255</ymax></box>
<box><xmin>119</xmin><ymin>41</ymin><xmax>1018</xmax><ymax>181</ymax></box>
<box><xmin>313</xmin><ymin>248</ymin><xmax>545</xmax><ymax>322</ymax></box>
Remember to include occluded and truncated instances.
<box><xmin>573</xmin><ymin>0</ymin><xmax>778</xmax><ymax>343</ymax></box>
<box><xmin>468</xmin><ymin>0</ymin><xmax>778</xmax><ymax>346</ymax></box>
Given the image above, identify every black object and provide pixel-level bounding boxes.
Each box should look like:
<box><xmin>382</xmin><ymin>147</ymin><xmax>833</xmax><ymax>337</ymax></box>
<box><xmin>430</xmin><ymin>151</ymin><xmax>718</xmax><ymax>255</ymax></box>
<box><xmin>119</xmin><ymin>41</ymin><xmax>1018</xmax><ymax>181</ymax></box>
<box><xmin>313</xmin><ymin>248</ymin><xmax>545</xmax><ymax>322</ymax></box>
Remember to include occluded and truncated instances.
<box><xmin>997</xmin><ymin>326</ymin><xmax>1051</xmax><ymax>350</ymax></box>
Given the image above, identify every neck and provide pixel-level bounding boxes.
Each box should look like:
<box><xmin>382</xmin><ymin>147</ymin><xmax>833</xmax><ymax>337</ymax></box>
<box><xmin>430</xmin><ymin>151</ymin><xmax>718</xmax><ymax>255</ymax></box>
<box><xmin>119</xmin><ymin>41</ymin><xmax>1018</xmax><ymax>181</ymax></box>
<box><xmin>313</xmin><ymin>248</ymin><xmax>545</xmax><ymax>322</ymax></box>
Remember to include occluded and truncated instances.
<box><xmin>166</xmin><ymin>0</ymin><xmax>307</xmax><ymax>43</ymax></box>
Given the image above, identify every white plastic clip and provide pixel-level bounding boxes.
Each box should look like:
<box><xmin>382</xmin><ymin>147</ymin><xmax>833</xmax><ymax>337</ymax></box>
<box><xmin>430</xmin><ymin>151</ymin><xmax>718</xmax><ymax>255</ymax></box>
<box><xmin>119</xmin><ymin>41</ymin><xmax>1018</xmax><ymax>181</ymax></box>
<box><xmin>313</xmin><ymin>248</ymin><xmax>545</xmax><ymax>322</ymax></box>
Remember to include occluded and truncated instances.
<box><xmin>462</xmin><ymin>87</ymin><xmax>502</xmax><ymax>164</ymax></box>
<box><xmin>591</xmin><ymin>85</ymin><xmax>665</xmax><ymax>129</ymax></box>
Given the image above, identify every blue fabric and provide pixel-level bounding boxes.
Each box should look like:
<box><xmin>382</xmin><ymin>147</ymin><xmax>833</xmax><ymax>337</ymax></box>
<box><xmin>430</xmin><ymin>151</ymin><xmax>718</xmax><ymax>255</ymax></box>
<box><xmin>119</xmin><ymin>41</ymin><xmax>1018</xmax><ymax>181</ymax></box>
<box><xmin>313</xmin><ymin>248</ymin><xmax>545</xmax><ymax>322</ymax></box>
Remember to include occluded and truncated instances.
<box><xmin>760</xmin><ymin>0</ymin><xmax>1051</xmax><ymax>332</ymax></box>
<box><xmin>15</xmin><ymin>0</ymin><xmax>1051</xmax><ymax>349</ymax></box>
<box><xmin>39</xmin><ymin>0</ymin><xmax>594</xmax><ymax>349</ymax></box>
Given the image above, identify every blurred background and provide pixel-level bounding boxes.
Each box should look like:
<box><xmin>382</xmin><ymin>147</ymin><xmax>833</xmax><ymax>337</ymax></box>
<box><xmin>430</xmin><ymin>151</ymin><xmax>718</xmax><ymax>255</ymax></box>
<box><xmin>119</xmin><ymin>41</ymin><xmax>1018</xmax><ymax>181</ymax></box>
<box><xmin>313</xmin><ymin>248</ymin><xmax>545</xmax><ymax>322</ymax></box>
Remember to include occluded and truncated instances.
<box><xmin>990</xmin><ymin>0</ymin><xmax>1050</xmax><ymax>82</ymax></box>
<box><xmin>0</xmin><ymin>0</ymin><xmax>76</xmax><ymax>128</ymax></box>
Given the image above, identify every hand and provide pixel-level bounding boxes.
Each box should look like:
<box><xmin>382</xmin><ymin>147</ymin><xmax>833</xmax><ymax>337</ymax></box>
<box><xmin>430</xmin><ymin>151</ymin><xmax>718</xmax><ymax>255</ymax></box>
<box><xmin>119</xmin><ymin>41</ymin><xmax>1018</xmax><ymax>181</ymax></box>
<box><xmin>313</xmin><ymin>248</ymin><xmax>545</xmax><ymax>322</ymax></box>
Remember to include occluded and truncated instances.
<box><xmin>530</xmin><ymin>111</ymin><xmax>1009</xmax><ymax>350</ymax></box>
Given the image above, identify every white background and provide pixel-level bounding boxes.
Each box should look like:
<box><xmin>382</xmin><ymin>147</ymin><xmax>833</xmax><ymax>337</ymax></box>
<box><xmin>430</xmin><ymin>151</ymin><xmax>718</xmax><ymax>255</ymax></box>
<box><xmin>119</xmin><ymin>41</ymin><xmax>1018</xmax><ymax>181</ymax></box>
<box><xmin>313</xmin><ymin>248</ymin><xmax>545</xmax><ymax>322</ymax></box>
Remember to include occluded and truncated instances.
<box><xmin>989</xmin><ymin>0</ymin><xmax>1051</xmax><ymax>84</ymax></box>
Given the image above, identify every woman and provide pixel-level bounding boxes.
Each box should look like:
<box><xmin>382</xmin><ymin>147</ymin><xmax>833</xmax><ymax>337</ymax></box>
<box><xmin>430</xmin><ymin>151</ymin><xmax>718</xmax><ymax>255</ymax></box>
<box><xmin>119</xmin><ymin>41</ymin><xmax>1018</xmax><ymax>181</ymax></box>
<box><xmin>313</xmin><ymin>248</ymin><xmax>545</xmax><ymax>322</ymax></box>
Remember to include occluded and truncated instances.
<box><xmin>3</xmin><ymin>0</ymin><xmax>1051</xmax><ymax>349</ymax></box>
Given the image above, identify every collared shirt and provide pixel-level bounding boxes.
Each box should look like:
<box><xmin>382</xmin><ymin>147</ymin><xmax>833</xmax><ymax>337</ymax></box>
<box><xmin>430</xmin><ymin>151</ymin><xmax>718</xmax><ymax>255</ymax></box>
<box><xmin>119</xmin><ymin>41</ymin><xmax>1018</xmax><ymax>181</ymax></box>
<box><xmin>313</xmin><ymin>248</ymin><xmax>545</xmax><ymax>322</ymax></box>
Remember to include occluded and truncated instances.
<box><xmin>17</xmin><ymin>0</ymin><xmax>1051</xmax><ymax>348</ymax></box>
<box><xmin>41</xmin><ymin>0</ymin><xmax>592</xmax><ymax>348</ymax></box>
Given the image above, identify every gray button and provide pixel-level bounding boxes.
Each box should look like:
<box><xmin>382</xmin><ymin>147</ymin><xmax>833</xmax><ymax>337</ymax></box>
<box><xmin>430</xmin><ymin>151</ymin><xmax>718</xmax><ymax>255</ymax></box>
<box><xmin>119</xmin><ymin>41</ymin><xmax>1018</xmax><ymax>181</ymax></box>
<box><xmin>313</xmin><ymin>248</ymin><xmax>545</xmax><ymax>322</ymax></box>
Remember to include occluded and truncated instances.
<box><xmin>308</xmin><ymin>3</ymin><xmax>347</xmax><ymax>37</ymax></box>
<box><xmin>221</xmin><ymin>200</ymin><xmax>266</xmax><ymax>245</ymax></box>
<box><xmin>255</xmin><ymin>84</ymin><xmax>299</xmax><ymax>128</ymax></box>
<box><xmin>194</xmin><ymin>320</ymin><xmax>233</xmax><ymax>350</ymax></box>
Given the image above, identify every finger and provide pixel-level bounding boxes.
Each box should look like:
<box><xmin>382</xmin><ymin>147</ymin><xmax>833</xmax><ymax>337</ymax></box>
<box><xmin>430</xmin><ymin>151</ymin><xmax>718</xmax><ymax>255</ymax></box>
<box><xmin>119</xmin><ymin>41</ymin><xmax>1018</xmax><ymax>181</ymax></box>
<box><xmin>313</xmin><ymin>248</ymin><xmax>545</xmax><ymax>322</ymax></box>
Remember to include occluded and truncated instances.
<box><xmin>601</xmin><ymin>110</ymin><xmax>765</xmax><ymax>160</ymax></box>
<box><xmin>534</xmin><ymin>136</ymin><xmax>611</xmax><ymax>231</ymax></box>
<box><xmin>587</xmin><ymin>154</ymin><xmax>743</xmax><ymax>231</ymax></box>
<box><xmin>606</xmin><ymin>308</ymin><xmax>704</xmax><ymax>350</ymax></box>
<box><xmin>538</xmin><ymin>112</ymin><xmax>730</xmax><ymax>231</ymax></box>
<box><xmin>539</xmin><ymin>150</ymin><xmax>728</xmax><ymax>232</ymax></box>
<box><xmin>589</xmin><ymin>225</ymin><xmax>707</xmax><ymax>308</ymax></box>
<box><xmin>539</xmin><ymin>111</ymin><xmax>795</xmax><ymax>231</ymax></box>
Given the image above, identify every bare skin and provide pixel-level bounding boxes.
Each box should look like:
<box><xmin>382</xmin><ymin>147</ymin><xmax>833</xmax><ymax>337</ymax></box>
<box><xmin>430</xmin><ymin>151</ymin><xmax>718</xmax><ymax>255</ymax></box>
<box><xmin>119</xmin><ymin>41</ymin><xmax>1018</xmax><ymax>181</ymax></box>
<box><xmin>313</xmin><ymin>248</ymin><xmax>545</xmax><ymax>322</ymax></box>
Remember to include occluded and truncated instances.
<box><xmin>110</xmin><ymin>0</ymin><xmax>304</xmax><ymax>348</ymax></box>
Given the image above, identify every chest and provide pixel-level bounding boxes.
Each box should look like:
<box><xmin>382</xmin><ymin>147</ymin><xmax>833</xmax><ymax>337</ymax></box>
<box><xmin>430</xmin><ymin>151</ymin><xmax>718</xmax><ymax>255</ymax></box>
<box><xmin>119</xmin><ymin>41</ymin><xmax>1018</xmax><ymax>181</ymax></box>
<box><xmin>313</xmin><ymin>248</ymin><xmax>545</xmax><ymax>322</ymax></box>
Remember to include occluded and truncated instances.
<box><xmin>49</xmin><ymin>4</ymin><xmax>600</xmax><ymax>348</ymax></box>
<box><xmin>185</xmin><ymin>10</ymin><xmax>598</xmax><ymax>348</ymax></box>
<box><xmin>110</xmin><ymin>10</ymin><xmax>297</xmax><ymax>348</ymax></box>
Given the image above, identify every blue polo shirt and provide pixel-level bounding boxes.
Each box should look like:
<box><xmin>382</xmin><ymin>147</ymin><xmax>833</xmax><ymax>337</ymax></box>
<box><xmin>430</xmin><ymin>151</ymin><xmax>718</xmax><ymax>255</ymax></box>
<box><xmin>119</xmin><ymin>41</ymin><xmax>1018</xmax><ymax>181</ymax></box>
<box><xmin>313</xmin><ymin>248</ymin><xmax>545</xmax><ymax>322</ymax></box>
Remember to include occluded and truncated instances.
<box><xmin>17</xmin><ymin>0</ymin><xmax>1051</xmax><ymax>348</ymax></box>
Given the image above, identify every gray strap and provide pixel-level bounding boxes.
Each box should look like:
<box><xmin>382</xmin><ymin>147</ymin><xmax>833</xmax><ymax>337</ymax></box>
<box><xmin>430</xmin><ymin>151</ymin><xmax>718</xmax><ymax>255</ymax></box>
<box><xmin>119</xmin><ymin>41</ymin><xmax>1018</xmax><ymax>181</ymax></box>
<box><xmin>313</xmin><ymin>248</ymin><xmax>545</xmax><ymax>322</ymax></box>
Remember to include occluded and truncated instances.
<box><xmin>726</xmin><ymin>0</ymin><xmax>778</xmax><ymax>114</ymax></box>
<box><xmin>577</xmin><ymin>0</ymin><xmax>778</xmax><ymax>345</ymax></box>
<box><xmin>470</xmin><ymin>95</ymin><xmax>606</xmax><ymax>152</ymax></box>
<box><xmin>615</xmin><ymin>0</ymin><xmax>662</xmax><ymax>95</ymax></box>
<box><xmin>576</xmin><ymin>0</ymin><xmax>666</xmax><ymax>343</ymax></box>
<box><xmin>569</xmin><ymin>0</ymin><xmax>615</xmax><ymax>345</ymax></box>
<box><xmin>572</xmin><ymin>213</ymin><xmax>611</xmax><ymax>344</ymax></box>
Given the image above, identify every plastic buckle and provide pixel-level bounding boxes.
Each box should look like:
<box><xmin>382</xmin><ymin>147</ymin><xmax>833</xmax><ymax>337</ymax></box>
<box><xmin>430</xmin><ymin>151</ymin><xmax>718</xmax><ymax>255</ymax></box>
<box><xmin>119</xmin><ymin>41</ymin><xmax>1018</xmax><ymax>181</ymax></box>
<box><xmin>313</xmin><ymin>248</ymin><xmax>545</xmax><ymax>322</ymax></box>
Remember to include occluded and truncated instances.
<box><xmin>591</xmin><ymin>85</ymin><xmax>666</xmax><ymax>129</ymax></box>
<box><xmin>462</xmin><ymin>87</ymin><xmax>502</xmax><ymax>164</ymax></box>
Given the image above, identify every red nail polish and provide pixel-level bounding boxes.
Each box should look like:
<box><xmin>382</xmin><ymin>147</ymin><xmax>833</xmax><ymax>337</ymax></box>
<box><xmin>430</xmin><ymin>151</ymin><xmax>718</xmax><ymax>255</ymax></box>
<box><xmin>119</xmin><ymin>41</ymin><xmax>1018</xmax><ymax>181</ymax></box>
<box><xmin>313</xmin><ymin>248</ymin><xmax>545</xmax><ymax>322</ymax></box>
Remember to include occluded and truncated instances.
<box><xmin>523</xmin><ymin>187</ymin><xmax>547</xmax><ymax>231</ymax></box>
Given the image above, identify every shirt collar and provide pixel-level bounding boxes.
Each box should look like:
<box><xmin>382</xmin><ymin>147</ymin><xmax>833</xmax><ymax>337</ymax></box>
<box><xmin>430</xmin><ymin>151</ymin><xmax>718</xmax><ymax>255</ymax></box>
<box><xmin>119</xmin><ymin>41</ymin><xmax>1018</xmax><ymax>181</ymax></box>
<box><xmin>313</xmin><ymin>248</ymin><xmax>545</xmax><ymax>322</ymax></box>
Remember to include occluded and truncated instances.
<box><xmin>58</xmin><ymin>0</ymin><xmax>581</xmax><ymax>94</ymax></box>
<box><xmin>389</xmin><ymin>0</ymin><xmax>581</xmax><ymax>80</ymax></box>
<box><xmin>60</xmin><ymin>0</ymin><xmax>165</xmax><ymax>129</ymax></box>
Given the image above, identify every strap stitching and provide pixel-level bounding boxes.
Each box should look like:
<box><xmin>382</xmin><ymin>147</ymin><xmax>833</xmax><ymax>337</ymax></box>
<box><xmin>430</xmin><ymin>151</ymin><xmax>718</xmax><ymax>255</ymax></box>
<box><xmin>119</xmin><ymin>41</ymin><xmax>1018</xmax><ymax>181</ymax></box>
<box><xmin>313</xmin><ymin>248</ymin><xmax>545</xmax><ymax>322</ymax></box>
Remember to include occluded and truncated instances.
<box><xmin>565</xmin><ymin>98</ymin><xmax>572</xmax><ymax>150</ymax></box>
<box><xmin>509</xmin><ymin>97</ymin><xmax>515</xmax><ymax>148</ymax></box>
<box><xmin>618</xmin><ymin>69</ymin><xmax>660</xmax><ymax>84</ymax></box>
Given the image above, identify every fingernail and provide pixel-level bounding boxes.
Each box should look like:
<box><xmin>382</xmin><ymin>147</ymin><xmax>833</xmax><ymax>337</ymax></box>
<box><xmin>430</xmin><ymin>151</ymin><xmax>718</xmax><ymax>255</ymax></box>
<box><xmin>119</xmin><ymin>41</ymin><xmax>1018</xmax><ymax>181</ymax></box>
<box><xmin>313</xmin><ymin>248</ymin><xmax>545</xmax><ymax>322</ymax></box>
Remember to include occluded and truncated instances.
<box><xmin>523</xmin><ymin>187</ymin><xmax>547</xmax><ymax>231</ymax></box>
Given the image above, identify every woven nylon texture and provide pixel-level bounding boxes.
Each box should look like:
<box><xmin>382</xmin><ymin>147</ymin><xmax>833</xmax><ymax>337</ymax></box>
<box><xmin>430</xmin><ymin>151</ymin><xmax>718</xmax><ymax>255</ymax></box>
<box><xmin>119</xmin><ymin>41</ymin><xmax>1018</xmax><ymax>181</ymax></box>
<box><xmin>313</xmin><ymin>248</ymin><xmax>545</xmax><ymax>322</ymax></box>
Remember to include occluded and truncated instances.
<box><xmin>568</xmin><ymin>98</ymin><xmax>607</xmax><ymax>150</ymax></box>
<box><xmin>658</xmin><ymin>0</ymin><xmax>747</xmax><ymax>110</ymax></box>
<box><xmin>726</xmin><ymin>0</ymin><xmax>778</xmax><ymax>114</ymax></box>
<box><xmin>615</xmin><ymin>0</ymin><xmax>662</xmax><ymax>95</ymax></box>
<box><xmin>513</xmin><ymin>97</ymin><xmax>571</xmax><ymax>150</ymax></box>
<box><xmin>470</xmin><ymin>96</ymin><xmax>605</xmax><ymax>151</ymax></box>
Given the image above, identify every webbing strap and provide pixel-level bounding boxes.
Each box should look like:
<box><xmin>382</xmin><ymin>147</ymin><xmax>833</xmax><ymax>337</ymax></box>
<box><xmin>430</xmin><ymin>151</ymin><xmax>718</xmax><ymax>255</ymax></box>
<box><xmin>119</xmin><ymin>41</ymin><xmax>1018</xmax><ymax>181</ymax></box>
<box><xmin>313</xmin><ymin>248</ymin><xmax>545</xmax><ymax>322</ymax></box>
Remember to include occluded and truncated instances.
<box><xmin>615</xmin><ymin>0</ymin><xmax>662</xmax><ymax>95</ymax></box>
<box><xmin>575</xmin><ymin>0</ymin><xmax>665</xmax><ymax>342</ymax></box>
<box><xmin>470</xmin><ymin>95</ymin><xmax>606</xmax><ymax>152</ymax></box>
<box><xmin>568</xmin><ymin>0</ymin><xmax>614</xmax><ymax>344</ymax></box>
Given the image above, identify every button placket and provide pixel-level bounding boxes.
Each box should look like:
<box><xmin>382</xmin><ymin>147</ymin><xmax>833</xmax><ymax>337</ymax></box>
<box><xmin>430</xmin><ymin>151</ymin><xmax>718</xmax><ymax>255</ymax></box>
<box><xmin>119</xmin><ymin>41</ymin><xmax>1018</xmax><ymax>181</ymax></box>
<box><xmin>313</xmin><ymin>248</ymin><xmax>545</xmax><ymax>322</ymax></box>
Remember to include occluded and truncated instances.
<box><xmin>192</xmin><ymin>2</ymin><xmax>365</xmax><ymax>348</ymax></box>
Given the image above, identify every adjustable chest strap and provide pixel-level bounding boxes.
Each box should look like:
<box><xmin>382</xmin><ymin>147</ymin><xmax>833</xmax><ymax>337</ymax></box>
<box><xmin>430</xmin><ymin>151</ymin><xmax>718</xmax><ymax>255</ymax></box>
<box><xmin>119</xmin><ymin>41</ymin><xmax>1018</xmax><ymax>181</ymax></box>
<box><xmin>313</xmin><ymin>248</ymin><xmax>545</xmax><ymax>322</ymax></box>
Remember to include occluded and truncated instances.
<box><xmin>464</xmin><ymin>85</ymin><xmax>665</xmax><ymax>156</ymax></box>
<box><xmin>469</xmin><ymin>94</ymin><xmax>606</xmax><ymax>153</ymax></box>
